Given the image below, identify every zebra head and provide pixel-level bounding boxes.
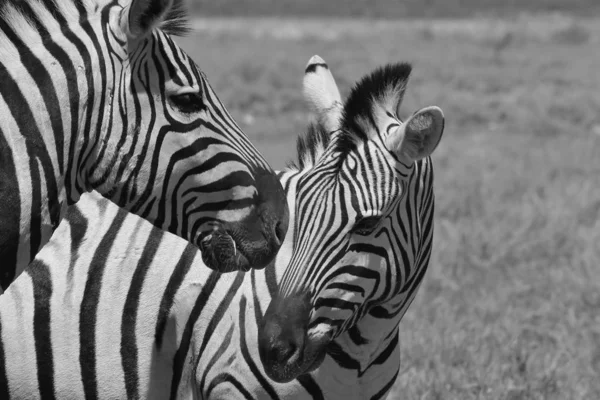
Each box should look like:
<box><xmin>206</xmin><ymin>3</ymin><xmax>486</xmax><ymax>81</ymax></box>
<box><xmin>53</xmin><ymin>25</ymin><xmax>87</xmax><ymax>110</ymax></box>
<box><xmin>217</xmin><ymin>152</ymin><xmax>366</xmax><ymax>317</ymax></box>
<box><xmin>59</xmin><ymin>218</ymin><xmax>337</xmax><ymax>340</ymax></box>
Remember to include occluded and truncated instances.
<box><xmin>258</xmin><ymin>57</ymin><xmax>445</xmax><ymax>382</ymax></box>
<box><xmin>60</xmin><ymin>0</ymin><xmax>287</xmax><ymax>272</ymax></box>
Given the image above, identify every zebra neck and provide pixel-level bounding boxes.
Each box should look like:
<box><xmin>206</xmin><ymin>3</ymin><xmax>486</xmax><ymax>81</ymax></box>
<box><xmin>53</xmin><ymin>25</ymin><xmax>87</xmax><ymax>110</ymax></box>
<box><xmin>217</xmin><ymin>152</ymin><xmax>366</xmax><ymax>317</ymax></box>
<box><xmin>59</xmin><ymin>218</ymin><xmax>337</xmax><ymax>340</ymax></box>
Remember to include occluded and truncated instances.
<box><xmin>0</xmin><ymin>1</ymin><xmax>118</xmax><ymax>287</ymax></box>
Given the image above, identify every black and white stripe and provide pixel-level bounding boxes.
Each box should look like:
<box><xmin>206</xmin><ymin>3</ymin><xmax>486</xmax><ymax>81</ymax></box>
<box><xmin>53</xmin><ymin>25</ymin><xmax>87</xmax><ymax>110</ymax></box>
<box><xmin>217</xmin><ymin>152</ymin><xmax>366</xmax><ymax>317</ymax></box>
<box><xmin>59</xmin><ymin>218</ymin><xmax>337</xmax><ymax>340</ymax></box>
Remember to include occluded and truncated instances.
<box><xmin>0</xmin><ymin>0</ymin><xmax>287</xmax><ymax>291</ymax></box>
<box><xmin>0</xmin><ymin>57</ymin><xmax>444</xmax><ymax>399</ymax></box>
<box><xmin>258</xmin><ymin>56</ymin><xmax>445</xmax><ymax>386</ymax></box>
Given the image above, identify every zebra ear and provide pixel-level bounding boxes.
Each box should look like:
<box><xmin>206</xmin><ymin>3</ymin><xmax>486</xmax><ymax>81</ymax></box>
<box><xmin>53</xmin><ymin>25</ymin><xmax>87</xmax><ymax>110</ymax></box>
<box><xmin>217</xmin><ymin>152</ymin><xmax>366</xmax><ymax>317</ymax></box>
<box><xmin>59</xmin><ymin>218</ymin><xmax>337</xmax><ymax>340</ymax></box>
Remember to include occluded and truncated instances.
<box><xmin>121</xmin><ymin>0</ymin><xmax>174</xmax><ymax>39</ymax></box>
<box><xmin>302</xmin><ymin>55</ymin><xmax>343</xmax><ymax>133</ymax></box>
<box><xmin>388</xmin><ymin>106</ymin><xmax>444</xmax><ymax>162</ymax></box>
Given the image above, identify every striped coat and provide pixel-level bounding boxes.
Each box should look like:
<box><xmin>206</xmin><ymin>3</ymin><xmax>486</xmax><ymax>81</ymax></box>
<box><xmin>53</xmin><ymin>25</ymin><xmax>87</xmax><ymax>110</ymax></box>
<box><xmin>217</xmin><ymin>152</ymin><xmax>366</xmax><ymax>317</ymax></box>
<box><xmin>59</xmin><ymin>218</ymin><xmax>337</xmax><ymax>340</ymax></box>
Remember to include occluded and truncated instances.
<box><xmin>0</xmin><ymin>56</ymin><xmax>444</xmax><ymax>399</ymax></box>
<box><xmin>0</xmin><ymin>0</ymin><xmax>287</xmax><ymax>291</ymax></box>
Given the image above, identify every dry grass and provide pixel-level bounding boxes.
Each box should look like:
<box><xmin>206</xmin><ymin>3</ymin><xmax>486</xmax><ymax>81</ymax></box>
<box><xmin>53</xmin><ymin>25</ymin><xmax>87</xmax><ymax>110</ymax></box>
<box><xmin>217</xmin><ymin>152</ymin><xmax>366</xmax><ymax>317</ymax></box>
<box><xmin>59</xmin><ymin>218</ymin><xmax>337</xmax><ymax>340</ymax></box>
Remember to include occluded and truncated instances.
<box><xmin>175</xmin><ymin>16</ymin><xmax>600</xmax><ymax>399</ymax></box>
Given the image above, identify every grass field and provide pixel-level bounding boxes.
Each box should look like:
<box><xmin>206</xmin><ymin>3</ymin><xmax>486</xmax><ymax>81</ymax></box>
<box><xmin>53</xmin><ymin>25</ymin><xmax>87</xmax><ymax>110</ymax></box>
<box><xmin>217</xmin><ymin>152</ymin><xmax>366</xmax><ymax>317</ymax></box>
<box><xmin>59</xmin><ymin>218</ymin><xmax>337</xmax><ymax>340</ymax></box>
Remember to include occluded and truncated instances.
<box><xmin>176</xmin><ymin>14</ymin><xmax>600</xmax><ymax>399</ymax></box>
<box><xmin>191</xmin><ymin>0</ymin><xmax>600</xmax><ymax>18</ymax></box>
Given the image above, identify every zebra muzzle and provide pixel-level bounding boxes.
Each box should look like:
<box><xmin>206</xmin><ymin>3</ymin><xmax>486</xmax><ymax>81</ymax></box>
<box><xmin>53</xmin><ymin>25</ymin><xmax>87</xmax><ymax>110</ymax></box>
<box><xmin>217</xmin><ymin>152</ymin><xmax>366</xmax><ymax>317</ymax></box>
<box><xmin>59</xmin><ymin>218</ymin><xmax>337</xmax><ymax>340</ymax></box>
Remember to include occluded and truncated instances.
<box><xmin>199</xmin><ymin>228</ymin><xmax>251</xmax><ymax>272</ymax></box>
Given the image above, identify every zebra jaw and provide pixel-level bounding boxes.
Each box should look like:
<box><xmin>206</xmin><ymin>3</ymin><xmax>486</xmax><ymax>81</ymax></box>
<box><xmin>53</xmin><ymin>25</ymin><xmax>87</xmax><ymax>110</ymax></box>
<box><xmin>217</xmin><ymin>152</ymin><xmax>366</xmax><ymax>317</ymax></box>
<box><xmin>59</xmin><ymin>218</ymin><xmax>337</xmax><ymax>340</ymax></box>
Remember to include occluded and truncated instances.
<box><xmin>199</xmin><ymin>228</ymin><xmax>251</xmax><ymax>272</ymax></box>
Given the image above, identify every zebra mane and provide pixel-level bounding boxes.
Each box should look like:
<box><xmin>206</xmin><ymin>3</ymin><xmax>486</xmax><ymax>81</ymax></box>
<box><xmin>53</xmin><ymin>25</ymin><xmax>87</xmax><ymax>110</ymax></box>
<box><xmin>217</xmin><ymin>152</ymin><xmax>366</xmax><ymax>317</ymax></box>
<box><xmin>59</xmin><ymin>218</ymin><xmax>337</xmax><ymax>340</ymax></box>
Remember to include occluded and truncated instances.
<box><xmin>159</xmin><ymin>0</ymin><xmax>191</xmax><ymax>37</ymax></box>
<box><xmin>337</xmin><ymin>62</ymin><xmax>412</xmax><ymax>154</ymax></box>
<box><xmin>291</xmin><ymin>62</ymin><xmax>413</xmax><ymax>171</ymax></box>
<box><xmin>0</xmin><ymin>0</ymin><xmax>191</xmax><ymax>38</ymax></box>
<box><xmin>290</xmin><ymin>121</ymin><xmax>331</xmax><ymax>170</ymax></box>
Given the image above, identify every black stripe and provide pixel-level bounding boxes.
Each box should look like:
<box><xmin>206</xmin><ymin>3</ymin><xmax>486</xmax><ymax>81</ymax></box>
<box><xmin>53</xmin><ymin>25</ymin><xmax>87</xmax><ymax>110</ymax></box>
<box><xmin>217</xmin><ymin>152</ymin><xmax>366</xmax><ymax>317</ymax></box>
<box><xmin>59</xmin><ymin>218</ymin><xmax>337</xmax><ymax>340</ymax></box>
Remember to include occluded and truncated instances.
<box><xmin>370</xmin><ymin>368</ymin><xmax>399</xmax><ymax>400</ymax></box>
<box><xmin>154</xmin><ymin>243</ymin><xmax>197</xmax><ymax>349</ymax></box>
<box><xmin>119</xmin><ymin>44</ymin><xmax>154</xmax><ymax>206</ymax></box>
<box><xmin>75</xmin><ymin>4</ymin><xmax>109</xmax><ymax>187</ymax></box>
<box><xmin>167</xmin><ymin>150</ymin><xmax>251</xmax><ymax>232</ymax></box>
<box><xmin>206</xmin><ymin>374</ymin><xmax>255</xmax><ymax>400</ymax></box>
<box><xmin>369</xmin><ymin>331</ymin><xmax>398</xmax><ymax>368</ymax></box>
<box><xmin>297</xmin><ymin>374</ymin><xmax>325</xmax><ymax>400</ymax></box>
<box><xmin>121</xmin><ymin>227</ymin><xmax>163</xmax><ymax>400</ymax></box>
<box><xmin>190</xmin><ymin>272</ymin><xmax>246</xmax><ymax>377</ymax></box>
<box><xmin>0</xmin><ymin>56</ymin><xmax>54</xmax><ymax>265</ymax></box>
<box><xmin>326</xmin><ymin>340</ymin><xmax>360</xmax><ymax>370</ymax></box>
<box><xmin>305</xmin><ymin>62</ymin><xmax>328</xmax><ymax>74</ymax></box>
<box><xmin>197</xmin><ymin>325</ymin><xmax>234</xmax><ymax>396</ymax></box>
<box><xmin>49</xmin><ymin>3</ymin><xmax>94</xmax><ymax>200</ymax></box>
<box><xmin>310</xmin><ymin>190</ymin><xmax>351</xmax><ymax>289</ymax></box>
<box><xmin>127</xmin><ymin>37</ymin><xmax>175</xmax><ymax>215</ymax></box>
<box><xmin>265</xmin><ymin>258</ymin><xmax>279</xmax><ymax>299</ymax></box>
<box><xmin>0</xmin><ymin>127</ymin><xmax>20</xmax><ymax>289</ymax></box>
<box><xmin>64</xmin><ymin>205</ymin><xmax>89</xmax><ymax>285</ymax></box>
<box><xmin>0</xmin><ymin>317</ymin><xmax>9</xmax><ymax>398</ymax></box>
<box><xmin>79</xmin><ymin>210</ymin><xmax>128</xmax><ymax>400</ymax></box>
<box><xmin>238</xmin><ymin>296</ymin><xmax>280</xmax><ymax>399</ymax></box>
<box><xmin>128</xmin><ymin>63</ymin><xmax>158</xmax><ymax>214</ymax></box>
<box><xmin>18</xmin><ymin>1</ymin><xmax>76</xmax><ymax>176</ymax></box>
<box><xmin>169</xmin><ymin>271</ymin><xmax>222</xmax><ymax>400</ymax></box>
<box><xmin>160</xmin><ymin>33</ymin><xmax>187</xmax><ymax>87</ymax></box>
<box><xmin>28</xmin><ymin>260</ymin><xmax>56</xmax><ymax>400</ymax></box>
<box><xmin>348</xmin><ymin>325</ymin><xmax>369</xmax><ymax>346</ymax></box>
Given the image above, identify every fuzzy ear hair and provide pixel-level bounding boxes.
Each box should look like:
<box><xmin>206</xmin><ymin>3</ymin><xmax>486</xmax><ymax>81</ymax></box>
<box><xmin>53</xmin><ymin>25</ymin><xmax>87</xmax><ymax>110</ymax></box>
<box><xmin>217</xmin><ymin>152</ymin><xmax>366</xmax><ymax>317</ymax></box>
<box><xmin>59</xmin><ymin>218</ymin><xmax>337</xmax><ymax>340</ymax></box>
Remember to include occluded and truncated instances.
<box><xmin>388</xmin><ymin>106</ymin><xmax>445</xmax><ymax>162</ymax></box>
<box><xmin>302</xmin><ymin>55</ymin><xmax>343</xmax><ymax>133</ymax></box>
<box><xmin>121</xmin><ymin>0</ymin><xmax>174</xmax><ymax>39</ymax></box>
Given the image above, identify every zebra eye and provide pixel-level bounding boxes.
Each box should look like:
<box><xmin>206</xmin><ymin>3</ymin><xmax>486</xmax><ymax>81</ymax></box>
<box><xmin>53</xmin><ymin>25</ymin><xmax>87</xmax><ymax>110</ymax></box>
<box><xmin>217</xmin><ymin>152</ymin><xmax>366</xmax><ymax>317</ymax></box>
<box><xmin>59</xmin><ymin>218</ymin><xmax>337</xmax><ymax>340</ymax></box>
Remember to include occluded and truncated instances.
<box><xmin>352</xmin><ymin>216</ymin><xmax>381</xmax><ymax>236</ymax></box>
<box><xmin>169</xmin><ymin>92</ymin><xmax>205</xmax><ymax>114</ymax></box>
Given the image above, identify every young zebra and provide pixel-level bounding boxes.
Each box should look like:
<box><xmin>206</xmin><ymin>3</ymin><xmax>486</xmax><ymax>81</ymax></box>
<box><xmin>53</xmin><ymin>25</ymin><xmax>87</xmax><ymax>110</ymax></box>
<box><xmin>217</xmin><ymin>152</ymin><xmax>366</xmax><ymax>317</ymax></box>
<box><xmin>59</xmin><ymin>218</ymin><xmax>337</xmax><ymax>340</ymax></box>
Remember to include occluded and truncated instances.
<box><xmin>0</xmin><ymin>0</ymin><xmax>287</xmax><ymax>290</ymax></box>
<box><xmin>0</xmin><ymin>56</ymin><xmax>444</xmax><ymax>399</ymax></box>
<box><xmin>259</xmin><ymin>57</ymin><xmax>444</xmax><ymax>386</ymax></box>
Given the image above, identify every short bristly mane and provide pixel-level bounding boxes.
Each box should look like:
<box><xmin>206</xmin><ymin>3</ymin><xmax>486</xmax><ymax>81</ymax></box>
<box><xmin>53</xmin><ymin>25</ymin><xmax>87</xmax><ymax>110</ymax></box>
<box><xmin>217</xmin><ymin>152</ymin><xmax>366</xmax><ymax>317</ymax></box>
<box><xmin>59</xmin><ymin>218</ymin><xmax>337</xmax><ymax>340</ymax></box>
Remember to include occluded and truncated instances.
<box><xmin>159</xmin><ymin>0</ymin><xmax>191</xmax><ymax>37</ymax></box>
<box><xmin>0</xmin><ymin>0</ymin><xmax>191</xmax><ymax>37</ymax></box>
<box><xmin>290</xmin><ymin>63</ymin><xmax>413</xmax><ymax>171</ymax></box>
<box><xmin>339</xmin><ymin>62</ymin><xmax>412</xmax><ymax>147</ymax></box>
<box><xmin>289</xmin><ymin>122</ymin><xmax>331</xmax><ymax>170</ymax></box>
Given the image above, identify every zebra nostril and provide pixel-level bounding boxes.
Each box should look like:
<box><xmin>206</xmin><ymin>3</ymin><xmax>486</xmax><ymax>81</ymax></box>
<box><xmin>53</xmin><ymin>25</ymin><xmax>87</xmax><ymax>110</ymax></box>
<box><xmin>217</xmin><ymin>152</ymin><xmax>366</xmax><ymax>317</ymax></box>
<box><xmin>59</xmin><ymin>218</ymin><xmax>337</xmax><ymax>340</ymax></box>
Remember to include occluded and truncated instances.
<box><xmin>271</xmin><ymin>340</ymin><xmax>297</xmax><ymax>364</ymax></box>
<box><xmin>273</xmin><ymin>221</ymin><xmax>287</xmax><ymax>246</ymax></box>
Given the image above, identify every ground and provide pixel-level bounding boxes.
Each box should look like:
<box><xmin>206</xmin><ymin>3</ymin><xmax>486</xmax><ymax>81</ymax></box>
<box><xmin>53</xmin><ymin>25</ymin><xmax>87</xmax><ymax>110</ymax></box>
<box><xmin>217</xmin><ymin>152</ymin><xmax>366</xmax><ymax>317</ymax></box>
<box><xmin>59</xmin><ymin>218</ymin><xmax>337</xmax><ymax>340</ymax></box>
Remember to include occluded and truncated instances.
<box><xmin>175</xmin><ymin>12</ymin><xmax>600</xmax><ymax>400</ymax></box>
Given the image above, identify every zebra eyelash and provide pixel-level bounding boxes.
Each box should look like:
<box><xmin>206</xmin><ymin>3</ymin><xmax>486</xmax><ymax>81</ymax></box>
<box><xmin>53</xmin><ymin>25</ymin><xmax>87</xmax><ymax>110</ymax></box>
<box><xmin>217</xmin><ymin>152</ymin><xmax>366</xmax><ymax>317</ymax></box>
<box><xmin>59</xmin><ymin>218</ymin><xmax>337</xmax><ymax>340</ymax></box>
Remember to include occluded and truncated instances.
<box><xmin>169</xmin><ymin>91</ymin><xmax>205</xmax><ymax>114</ymax></box>
<box><xmin>351</xmin><ymin>216</ymin><xmax>382</xmax><ymax>236</ymax></box>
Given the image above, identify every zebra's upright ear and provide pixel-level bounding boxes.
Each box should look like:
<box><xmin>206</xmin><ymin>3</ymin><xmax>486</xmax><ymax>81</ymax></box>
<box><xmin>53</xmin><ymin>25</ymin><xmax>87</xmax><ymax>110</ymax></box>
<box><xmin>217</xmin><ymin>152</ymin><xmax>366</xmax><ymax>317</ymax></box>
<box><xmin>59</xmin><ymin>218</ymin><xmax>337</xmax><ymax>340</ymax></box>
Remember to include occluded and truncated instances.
<box><xmin>303</xmin><ymin>55</ymin><xmax>343</xmax><ymax>133</ymax></box>
<box><xmin>121</xmin><ymin>0</ymin><xmax>175</xmax><ymax>39</ymax></box>
<box><xmin>387</xmin><ymin>106</ymin><xmax>445</xmax><ymax>162</ymax></box>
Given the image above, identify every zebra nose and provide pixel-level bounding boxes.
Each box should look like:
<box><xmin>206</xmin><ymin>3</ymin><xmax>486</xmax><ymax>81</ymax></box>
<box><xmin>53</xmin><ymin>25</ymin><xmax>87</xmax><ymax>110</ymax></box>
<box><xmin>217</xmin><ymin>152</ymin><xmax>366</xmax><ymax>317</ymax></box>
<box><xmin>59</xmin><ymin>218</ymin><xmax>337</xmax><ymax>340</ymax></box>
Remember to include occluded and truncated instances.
<box><xmin>258</xmin><ymin>291</ymin><xmax>312</xmax><ymax>376</ymax></box>
<box><xmin>268</xmin><ymin>332</ymin><xmax>303</xmax><ymax>365</ymax></box>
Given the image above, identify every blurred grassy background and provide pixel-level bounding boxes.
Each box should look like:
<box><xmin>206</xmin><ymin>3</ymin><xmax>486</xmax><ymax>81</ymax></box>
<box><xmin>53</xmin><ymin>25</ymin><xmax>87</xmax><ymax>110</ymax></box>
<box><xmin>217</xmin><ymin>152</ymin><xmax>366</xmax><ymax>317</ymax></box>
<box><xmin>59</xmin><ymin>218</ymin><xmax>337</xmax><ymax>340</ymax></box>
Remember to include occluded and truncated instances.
<box><xmin>191</xmin><ymin>0</ymin><xmax>600</xmax><ymax>18</ymax></box>
<box><xmin>177</xmin><ymin>3</ymin><xmax>600</xmax><ymax>399</ymax></box>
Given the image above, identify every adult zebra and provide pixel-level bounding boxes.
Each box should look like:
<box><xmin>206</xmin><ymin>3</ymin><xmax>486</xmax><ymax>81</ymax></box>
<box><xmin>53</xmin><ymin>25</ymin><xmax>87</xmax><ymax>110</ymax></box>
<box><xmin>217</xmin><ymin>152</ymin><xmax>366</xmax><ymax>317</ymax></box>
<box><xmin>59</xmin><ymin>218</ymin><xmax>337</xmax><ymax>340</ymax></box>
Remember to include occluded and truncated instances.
<box><xmin>0</xmin><ymin>56</ymin><xmax>444</xmax><ymax>399</ymax></box>
<box><xmin>0</xmin><ymin>0</ymin><xmax>288</xmax><ymax>290</ymax></box>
